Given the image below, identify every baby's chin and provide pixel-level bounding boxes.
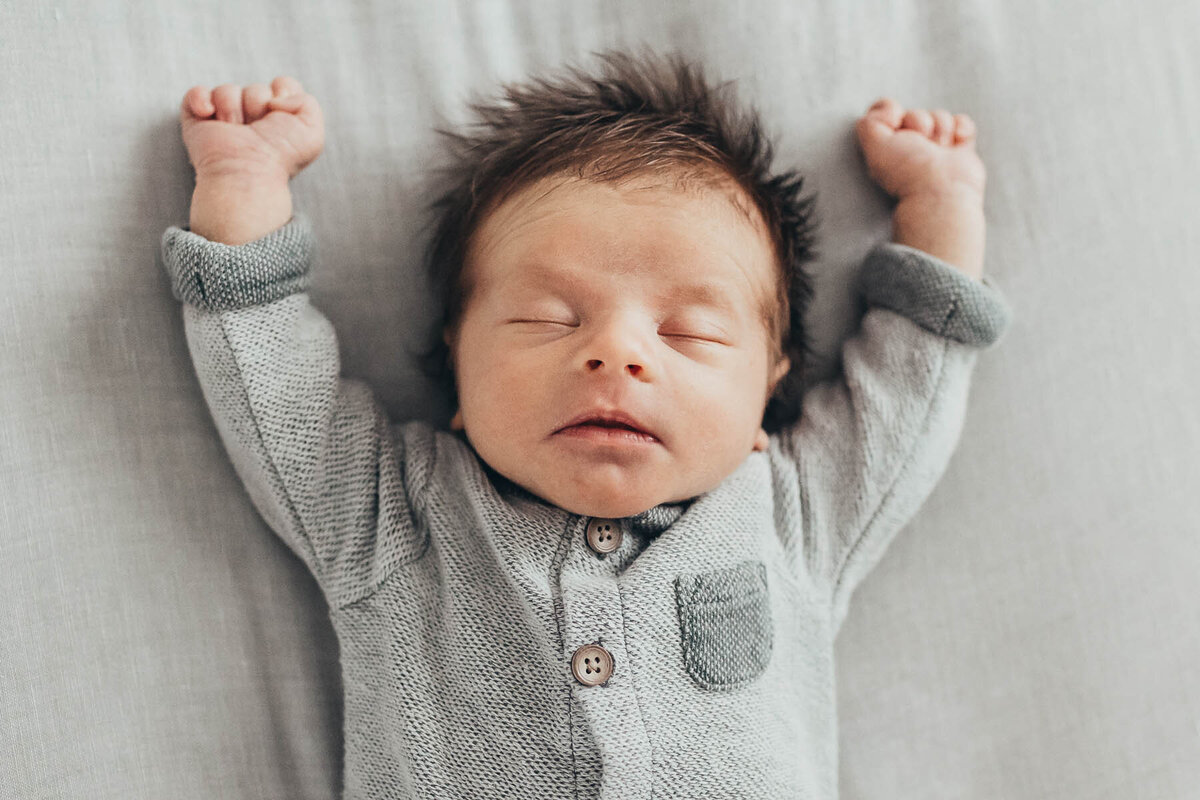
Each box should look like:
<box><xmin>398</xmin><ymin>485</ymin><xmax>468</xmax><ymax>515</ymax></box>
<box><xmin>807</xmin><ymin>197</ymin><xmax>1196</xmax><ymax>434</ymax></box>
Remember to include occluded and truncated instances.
<box><xmin>527</xmin><ymin>474</ymin><xmax>699</xmax><ymax>519</ymax></box>
<box><xmin>474</xmin><ymin>437</ymin><xmax>719</xmax><ymax>519</ymax></box>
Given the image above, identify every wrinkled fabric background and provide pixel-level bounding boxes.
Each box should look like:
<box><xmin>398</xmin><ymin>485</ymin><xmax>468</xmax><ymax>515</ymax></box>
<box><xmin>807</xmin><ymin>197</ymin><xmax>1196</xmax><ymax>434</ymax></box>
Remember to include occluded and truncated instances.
<box><xmin>3</xmin><ymin>2</ymin><xmax>1197</xmax><ymax>797</ymax></box>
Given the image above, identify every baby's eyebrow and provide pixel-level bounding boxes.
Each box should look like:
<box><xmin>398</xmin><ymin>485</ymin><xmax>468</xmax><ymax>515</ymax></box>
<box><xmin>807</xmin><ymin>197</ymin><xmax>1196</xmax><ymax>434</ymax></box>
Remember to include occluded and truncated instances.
<box><xmin>668</xmin><ymin>281</ymin><xmax>738</xmax><ymax>313</ymax></box>
<box><xmin>510</xmin><ymin>264</ymin><xmax>739</xmax><ymax>314</ymax></box>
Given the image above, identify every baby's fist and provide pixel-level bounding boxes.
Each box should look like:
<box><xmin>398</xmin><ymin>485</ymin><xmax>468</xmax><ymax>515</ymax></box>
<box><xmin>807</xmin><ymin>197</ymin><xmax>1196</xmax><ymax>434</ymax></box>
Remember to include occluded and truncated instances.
<box><xmin>180</xmin><ymin>76</ymin><xmax>325</xmax><ymax>182</ymax></box>
<box><xmin>855</xmin><ymin>98</ymin><xmax>985</xmax><ymax>204</ymax></box>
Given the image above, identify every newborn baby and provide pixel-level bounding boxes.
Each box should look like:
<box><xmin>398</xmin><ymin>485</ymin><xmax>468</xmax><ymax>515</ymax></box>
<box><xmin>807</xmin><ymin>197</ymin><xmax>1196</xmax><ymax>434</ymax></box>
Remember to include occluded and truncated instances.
<box><xmin>161</xmin><ymin>52</ymin><xmax>1011</xmax><ymax>799</ymax></box>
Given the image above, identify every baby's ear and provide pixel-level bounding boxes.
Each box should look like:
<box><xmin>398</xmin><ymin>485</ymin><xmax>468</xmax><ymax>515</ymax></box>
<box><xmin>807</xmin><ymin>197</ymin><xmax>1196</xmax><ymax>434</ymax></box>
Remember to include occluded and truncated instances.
<box><xmin>768</xmin><ymin>356</ymin><xmax>791</xmax><ymax>396</ymax></box>
<box><xmin>441</xmin><ymin>330</ymin><xmax>455</xmax><ymax>371</ymax></box>
<box><xmin>450</xmin><ymin>409</ymin><xmax>464</xmax><ymax>430</ymax></box>
<box><xmin>752</xmin><ymin>428</ymin><xmax>770</xmax><ymax>452</ymax></box>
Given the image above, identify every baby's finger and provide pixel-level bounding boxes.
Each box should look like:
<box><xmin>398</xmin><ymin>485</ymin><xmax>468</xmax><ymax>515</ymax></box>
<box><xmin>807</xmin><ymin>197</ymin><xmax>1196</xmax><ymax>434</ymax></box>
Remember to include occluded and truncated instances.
<box><xmin>212</xmin><ymin>83</ymin><xmax>244</xmax><ymax>124</ymax></box>
<box><xmin>931</xmin><ymin>109</ymin><xmax>955</xmax><ymax>146</ymax></box>
<box><xmin>270</xmin><ymin>75</ymin><xmax>305</xmax><ymax>98</ymax></box>
<box><xmin>296</xmin><ymin>93</ymin><xmax>324</xmax><ymax>133</ymax></box>
<box><xmin>953</xmin><ymin>113</ymin><xmax>977</xmax><ymax>144</ymax></box>
<box><xmin>243</xmin><ymin>83</ymin><xmax>273</xmax><ymax>122</ymax></box>
<box><xmin>900</xmin><ymin>109</ymin><xmax>934</xmax><ymax>137</ymax></box>
<box><xmin>856</xmin><ymin>98</ymin><xmax>904</xmax><ymax>153</ymax></box>
<box><xmin>865</xmin><ymin>97</ymin><xmax>904</xmax><ymax>129</ymax></box>
<box><xmin>181</xmin><ymin>86</ymin><xmax>215</xmax><ymax>120</ymax></box>
<box><xmin>265</xmin><ymin>94</ymin><xmax>304</xmax><ymax>112</ymax></box>
<box><xmin>855</xmin><ymin>113</ymin><xmax>895</xmax><ymax>154</ymax></box>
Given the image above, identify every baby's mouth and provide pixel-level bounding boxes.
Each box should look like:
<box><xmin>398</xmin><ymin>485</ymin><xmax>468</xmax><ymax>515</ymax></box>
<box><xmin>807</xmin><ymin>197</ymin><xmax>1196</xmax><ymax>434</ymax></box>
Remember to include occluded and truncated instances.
<box><xmin>576</xmin><ymin>419</ymin><xmax>641</xmax><ymax>432</ymax></box>
<box><xmin>556</xmin><ymin>421</ymin><xmax>660</xmax><ymax>445</ymax></box>
<box><xmin>554</xmin><ymin>411</ymin><xmax>661</xmax><ymax>443</ymax></box>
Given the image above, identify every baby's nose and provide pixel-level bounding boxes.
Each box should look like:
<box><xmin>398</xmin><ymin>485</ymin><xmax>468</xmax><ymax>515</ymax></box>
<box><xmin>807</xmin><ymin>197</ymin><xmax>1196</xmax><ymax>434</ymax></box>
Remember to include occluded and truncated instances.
<box><xmin>586</xmin><ymin>358</ymin><xmax>644</xmax><ymax>377</ymax></box>
<box><xmin>582</xmin><ymin>317</ymin><xmax>655</xmax><ymax>379</ymax></box>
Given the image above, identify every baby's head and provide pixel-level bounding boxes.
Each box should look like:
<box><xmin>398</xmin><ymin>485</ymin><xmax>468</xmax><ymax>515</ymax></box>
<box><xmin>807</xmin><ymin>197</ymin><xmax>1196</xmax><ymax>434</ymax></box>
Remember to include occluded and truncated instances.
<box><xmin>423</xmin><ymin>51</ymin><xmax>819</xmax><ymax>518</ymax></box>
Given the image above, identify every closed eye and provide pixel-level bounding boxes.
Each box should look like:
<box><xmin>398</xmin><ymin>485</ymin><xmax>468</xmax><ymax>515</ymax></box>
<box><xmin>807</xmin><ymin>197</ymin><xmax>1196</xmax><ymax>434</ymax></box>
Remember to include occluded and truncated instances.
<box><xmin>661</xmin><ymin>332</ymin><xmax>729</xmax><ymax>346</ymax></box>
<box><xmin>508</xmin><ymin>319</ymin><xmax>577</xmax><ymax>329</ymax></box>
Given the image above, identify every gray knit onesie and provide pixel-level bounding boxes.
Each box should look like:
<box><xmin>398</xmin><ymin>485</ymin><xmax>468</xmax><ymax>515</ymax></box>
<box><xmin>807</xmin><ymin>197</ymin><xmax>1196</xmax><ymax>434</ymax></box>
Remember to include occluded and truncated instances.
<box><xmin>160</xmin><ymin>213</ymin><xmax>1012</xmax><ymax>799</ymax></box>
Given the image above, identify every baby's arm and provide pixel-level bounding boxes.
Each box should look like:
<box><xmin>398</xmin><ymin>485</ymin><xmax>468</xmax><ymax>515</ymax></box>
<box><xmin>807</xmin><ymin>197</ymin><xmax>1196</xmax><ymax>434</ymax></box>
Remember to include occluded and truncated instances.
<box><xmin>162</xmin><ymin>78</ymin><xmax>429</xmax><ymax>605</ymax></box>
<box><xmin>775</xmin><ymin>100</ymin><xmax>1011</xmax><ymax>629</ymax></box>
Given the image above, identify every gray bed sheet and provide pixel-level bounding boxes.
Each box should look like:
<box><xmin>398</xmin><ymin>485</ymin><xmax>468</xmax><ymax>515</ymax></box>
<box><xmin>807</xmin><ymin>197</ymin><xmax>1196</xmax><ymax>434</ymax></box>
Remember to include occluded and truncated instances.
<box><xmin>3</xmin><ymin>1</ymin><xmax>1198</xmax><ymax>797</ymax></box>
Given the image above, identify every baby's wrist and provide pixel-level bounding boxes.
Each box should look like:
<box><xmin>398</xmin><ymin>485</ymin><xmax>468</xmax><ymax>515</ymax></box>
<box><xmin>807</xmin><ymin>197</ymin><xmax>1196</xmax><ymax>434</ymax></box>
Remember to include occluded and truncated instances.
<box><xmin>190</xmin><ymin>170</ymin><xmax>293</xmax><ymax>246</ymax></box>
<box><xmin>892</xmin><ymin>189</ymin><xmax>986</xmax><ymax>279</ymax></box>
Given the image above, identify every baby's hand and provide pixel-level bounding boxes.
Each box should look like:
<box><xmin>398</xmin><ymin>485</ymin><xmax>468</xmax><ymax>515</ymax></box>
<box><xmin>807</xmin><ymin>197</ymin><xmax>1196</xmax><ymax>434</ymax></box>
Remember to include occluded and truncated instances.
<box><xmin>855</xmin><ymin>98</ymin><xmax>985</xmax><ymax>205</ymax></box>
<box><xmin>180</xmin><ymin>76</ymin><xmax>325</xmax><ymax>183</ymax></box>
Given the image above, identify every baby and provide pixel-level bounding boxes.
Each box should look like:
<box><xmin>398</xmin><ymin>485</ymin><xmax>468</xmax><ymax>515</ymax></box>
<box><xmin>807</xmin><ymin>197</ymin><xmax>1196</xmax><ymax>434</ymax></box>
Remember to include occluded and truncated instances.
<box><xmin>161</xmin><ymin>53</ymin><xmax>1010</xmax><ymax>799</ymax></box>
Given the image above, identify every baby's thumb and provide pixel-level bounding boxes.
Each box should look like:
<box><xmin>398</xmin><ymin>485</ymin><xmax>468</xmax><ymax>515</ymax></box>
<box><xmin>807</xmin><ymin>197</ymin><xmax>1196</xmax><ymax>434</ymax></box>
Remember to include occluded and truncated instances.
<box><xmin>855</xmin><ymin>112</ymin><xmax>897</xmax><ymax>153</ymax></box>
<box><xmin>266</xmin><ymin>94</ymin><xmax>305</xmax><ymax>112</ymax></box>
<box><xmin>179</xmin><ymin>86</ymin><xmax>214</xmax><ymax>126</ymax></box>
<box><xmin>855</xmin><ymin>98</ymin><xmax>905</xmax><ymax>150</ymax></box>
<box><xmin>266</xmin><ymin>93</ymin><xmax>323</xmax><ymax>133</ymax></box>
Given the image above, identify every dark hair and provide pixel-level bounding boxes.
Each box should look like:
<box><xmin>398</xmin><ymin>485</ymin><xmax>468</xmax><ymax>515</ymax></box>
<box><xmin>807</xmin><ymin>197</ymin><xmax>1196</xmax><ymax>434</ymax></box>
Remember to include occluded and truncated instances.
<box><xmin>418</xmin><ymin>50</ymin><xmax>819</xmax><ymax>433</ymax></box>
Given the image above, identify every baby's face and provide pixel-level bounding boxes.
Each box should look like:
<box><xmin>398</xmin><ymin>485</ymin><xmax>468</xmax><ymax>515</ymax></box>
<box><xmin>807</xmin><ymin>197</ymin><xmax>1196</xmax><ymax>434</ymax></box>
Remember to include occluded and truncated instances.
<box><xmin>447</xmin><ymin>174</ymin><xmax>789</xmax><ymax>519</ymax></box>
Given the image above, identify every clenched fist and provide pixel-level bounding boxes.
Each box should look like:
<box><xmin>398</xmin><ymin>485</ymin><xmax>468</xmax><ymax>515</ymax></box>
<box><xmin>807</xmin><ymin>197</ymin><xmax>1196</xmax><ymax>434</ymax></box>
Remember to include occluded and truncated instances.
<box><xmin>855</xmin><ymin>98</ymin><xmax>988</xmax><ymax>278</ymax></box>
<box><xmin>854</xmin><ymin>97</ymin><xmax>985</xmax><ymax>204</ymax></box>
<box><xmin>181</xmin><ymin>76</ymin><xmax>325</xmax><ymax>182</ymax></box>
<box><xmin>180</xmin><ymin>76</ymin><xmax>323</xmax><ymax>245</ymax></box>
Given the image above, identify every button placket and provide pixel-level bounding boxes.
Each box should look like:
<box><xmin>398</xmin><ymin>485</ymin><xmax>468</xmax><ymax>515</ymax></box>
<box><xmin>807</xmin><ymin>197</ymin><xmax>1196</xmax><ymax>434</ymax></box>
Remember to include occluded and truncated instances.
<box><xmin>557</xmin><ymin>516</ymin><xmax>652</xmax><ymax>797</ymax></box>
<box><xmin>561</xmin><ymin>517</ymin><xmax>625</xmax><ymax>686</ymax></box>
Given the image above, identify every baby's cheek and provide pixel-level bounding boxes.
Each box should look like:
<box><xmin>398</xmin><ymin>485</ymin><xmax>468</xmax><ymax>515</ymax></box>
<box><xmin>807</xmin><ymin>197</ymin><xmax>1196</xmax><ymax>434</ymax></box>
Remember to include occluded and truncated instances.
<box><xmin>489</xmin><ymin>351</ymin><xmax>544</xmax><ymax>398</ymax></box>
<box><xmin>686</xmin><ymin>370</ymin><xmax>749</xmax><ymax>427</ymax></box>
<box><xmin>466</xmin><ymin>352</ymin><xmax>546</xmax><ymax>430</ymax></box>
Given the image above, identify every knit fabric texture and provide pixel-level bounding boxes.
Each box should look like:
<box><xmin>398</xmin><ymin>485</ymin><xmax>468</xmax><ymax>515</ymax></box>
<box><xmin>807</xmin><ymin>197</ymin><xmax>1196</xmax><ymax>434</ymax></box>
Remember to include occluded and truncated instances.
<box><xmin>161</xmin><ymin>218</ymin><xmax>314</xmax><ymax>311</ymax></box>
<box><xmin>860</xmin><ymin>242</ymin><xmax>1013</xmax><ymax>348</ymax></box>
<box><xmin>160</xmin><ymin>215</ymin><xmax>1013</xmax><ymax>799</ymax></box>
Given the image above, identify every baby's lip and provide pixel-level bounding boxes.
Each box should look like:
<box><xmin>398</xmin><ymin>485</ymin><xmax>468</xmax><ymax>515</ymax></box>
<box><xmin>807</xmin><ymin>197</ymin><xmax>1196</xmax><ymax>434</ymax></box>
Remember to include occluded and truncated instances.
<box><xmin>554</xmin><ymin>408</ymin><xmax>660</xmax><ymax>441</ymax></box>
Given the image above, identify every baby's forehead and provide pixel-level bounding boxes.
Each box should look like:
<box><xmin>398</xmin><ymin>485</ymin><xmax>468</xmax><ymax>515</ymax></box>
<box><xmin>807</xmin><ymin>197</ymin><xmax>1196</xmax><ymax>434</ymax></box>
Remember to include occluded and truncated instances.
<box><xmin>492</xmin><ymin>168</ymin><xmax>766</xmax><ymax>230</ymax></box>
<box><xmin>471</xmin><ymin>172</ymin><xmax>774</xmax><ymax>265</ymax></box>
<box><xmin>465</xmin><ymin>173</ymin><xmax>780</xmax><ymax>323</ymax></box>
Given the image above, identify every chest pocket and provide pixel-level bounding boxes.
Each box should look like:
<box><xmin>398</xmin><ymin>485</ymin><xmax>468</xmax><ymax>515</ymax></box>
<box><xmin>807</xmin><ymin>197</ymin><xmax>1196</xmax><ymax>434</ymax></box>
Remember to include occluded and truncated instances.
<box><xmin>673</xmin><ymin>560</ymin><xmax>774</xmax><ymax>691</ymax></box>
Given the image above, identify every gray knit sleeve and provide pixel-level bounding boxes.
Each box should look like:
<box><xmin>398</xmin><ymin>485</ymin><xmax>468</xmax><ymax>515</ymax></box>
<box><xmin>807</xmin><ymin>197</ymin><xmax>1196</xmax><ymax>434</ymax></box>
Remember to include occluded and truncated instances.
<box><xmin>160</xmin><ymin>214</ymin><xmax>314</xmax><ymax>311</ymax></box>
<box><xmin>859</xmin><ymin>242</ymin><xmax>1013</xmax><ymax>348</ymax></box>
<box><xmin>774</xmin><ymin>244</ymin><xmax>1013</xmax><ymax>632</ymax></box>
<box><xmin>160</xmin><ymin>219</ymin><xmax>433</xmax><ymax>606</ymax></box>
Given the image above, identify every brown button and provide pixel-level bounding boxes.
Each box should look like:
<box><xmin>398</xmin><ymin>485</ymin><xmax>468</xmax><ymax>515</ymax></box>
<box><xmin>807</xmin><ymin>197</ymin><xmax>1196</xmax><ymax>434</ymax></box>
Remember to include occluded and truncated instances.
<box><xmin>571</xmin><ymin>644</ymin><xmax>614</xmax><ymax>686</ymax></box>
<box><xmin>586</xmin><ymin>518</ymin><xmax>622</xmax><ymax>554</ymax></box>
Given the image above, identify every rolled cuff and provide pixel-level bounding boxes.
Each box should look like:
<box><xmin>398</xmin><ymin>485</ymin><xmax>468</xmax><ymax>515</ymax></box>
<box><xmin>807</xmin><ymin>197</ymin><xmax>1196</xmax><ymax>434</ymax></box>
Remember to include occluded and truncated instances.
<box><xmin>858</xmin><ymin>242</ymin><xmax>1014</xmax><ymax>348</ymax></box>
<box><xmin>159</xmin><ymin>213</ymin><xmax>315</xmax><ymax>312</ymax></box>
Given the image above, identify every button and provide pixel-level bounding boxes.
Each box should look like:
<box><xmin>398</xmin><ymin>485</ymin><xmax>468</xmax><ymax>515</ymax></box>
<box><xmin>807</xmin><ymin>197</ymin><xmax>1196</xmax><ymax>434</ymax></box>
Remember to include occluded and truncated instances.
<box><xmin>571</xmin><ymin>644</ymin><xmax>614</xmax><ymax>686</ymax></box>
<box><xmin>586</xmin><ymin>518</ymin><xmax>622</xmax><ymax>554</ymax></box>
